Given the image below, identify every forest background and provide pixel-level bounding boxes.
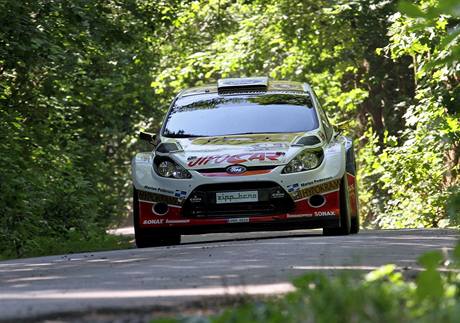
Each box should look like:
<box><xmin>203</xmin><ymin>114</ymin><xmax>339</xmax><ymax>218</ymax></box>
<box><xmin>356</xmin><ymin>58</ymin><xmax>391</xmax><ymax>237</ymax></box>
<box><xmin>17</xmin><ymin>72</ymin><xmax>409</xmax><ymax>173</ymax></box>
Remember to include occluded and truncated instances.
<box><xmin>0</xmin><ymin>0</ymin><xmax>458</xmax><ymax>258</ymax></box>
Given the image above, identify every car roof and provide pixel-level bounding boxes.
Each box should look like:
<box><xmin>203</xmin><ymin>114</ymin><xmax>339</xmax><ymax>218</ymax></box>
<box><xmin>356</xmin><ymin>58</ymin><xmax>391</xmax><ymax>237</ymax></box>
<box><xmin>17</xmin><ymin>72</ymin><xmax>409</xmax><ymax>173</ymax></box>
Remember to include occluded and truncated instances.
<box><xmin>178</xmin><ymin>79</ymin><xmax>312</xmax><ymax>99</ymax></box>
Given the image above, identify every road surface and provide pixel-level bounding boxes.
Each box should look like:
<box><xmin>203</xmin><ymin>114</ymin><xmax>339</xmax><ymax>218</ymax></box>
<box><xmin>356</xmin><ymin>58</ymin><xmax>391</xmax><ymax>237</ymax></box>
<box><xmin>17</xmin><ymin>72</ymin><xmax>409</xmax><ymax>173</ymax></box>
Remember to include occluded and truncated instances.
<box><xmin>0</xmin><ymin>229</ymin><xmax>457</xmax><ymax>322</ymax></box>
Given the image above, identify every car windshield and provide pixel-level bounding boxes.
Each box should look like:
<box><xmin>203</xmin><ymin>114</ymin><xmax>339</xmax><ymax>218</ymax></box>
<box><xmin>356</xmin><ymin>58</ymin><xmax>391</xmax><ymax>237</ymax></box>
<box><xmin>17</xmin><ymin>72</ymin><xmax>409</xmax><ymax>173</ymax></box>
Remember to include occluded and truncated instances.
<box><xmin>162</xmin><ymin>94</ymin><xmax>319</xmax><ymax>138</ymax></box>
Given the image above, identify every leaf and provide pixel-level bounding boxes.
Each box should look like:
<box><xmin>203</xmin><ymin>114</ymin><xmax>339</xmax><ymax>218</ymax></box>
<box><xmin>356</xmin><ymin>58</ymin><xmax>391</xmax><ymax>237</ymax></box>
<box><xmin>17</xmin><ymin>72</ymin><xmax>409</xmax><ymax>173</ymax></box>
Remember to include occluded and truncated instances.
<box><xmin>438</xmin><ymin>25</ymin><xmax>460</xmax><ymax>50</ymax></box>
<box><xmin>418</xmin><ymin>251</ymin><xmax>443</xmax><ymax>269</ymax></box>
<box><xmin>398</xmin><ymin>1</ymin><xmax>425</xmax><ymax>18</ymax></box>
<box><xmin>437</xmin><ymin>0</ymin><xmax>460</xmax><ymax>17</ymax></box>
<box><xmin>365</xmin><ymin>264</ymin><xmax>397</xmax><ymax>282</ymax></box>
<box><xmin>416</xmin><ymin>269</ymin><xmax>444</xmax><ymax>300</ymax></box>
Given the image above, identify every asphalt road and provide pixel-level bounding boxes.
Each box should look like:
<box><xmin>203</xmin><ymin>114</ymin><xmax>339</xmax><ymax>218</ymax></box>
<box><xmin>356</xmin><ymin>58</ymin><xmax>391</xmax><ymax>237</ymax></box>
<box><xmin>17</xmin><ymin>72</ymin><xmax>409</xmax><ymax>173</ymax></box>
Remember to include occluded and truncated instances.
<box><xmin>0</xmin><ymin>229</ymin><xmax>458</xmax><ymax>322</ymax></box>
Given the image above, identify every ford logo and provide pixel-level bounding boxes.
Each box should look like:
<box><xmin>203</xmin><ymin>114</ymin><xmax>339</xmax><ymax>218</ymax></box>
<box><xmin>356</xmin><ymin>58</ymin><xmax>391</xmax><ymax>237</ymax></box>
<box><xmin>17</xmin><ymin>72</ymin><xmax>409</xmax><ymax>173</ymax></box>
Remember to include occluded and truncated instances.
<box><xmin>226</xmin><ymin>165</ymin><xmax>247</xmax><ymax>174</ymax></box>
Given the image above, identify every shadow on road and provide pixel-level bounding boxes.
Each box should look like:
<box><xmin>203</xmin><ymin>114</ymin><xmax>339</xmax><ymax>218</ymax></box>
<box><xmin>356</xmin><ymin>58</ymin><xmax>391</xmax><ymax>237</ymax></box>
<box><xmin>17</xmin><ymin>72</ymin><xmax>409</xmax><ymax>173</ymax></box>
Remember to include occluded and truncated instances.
<box><xmin>0</xmin><ymin>229</ymin><xmax>458</xmax><ymax>321</ymax></box>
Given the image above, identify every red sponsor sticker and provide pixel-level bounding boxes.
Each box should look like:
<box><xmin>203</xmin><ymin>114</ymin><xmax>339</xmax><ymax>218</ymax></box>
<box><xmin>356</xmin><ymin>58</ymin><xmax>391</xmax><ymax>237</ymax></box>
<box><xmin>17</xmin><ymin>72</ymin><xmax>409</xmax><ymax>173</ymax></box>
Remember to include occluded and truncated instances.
<box><xmin>187</xmin><ymin>152</ymin><xmax>284</xmax><ymax>167</ymax></box>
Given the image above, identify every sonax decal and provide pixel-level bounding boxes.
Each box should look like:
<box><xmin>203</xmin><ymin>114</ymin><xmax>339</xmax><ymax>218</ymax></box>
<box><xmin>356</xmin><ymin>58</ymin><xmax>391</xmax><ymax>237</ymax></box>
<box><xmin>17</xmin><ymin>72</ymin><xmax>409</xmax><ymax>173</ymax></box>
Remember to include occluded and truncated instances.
<box><xmin>314</xmin><ymin>211</ymin><xmax>336</xmax><ymax>216</ymax></box>
<box><xmin>143</xmin><ymin>219</ymin><xmax>164</xmax><ymax>225</ymax></box>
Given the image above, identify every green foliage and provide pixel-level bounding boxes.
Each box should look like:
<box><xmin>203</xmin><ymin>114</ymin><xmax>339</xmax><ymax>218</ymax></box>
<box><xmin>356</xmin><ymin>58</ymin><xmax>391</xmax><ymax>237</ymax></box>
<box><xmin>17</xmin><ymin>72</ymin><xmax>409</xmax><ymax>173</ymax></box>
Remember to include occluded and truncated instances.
<box><xmin>0</xmin><ymin>0</ymin><xmax>174</xmax><ymax>257</ymax></box>
<box><xmin>362</xmin><ymin>0</ymin><xmax>460</xmax><ymax>228</ymax></box>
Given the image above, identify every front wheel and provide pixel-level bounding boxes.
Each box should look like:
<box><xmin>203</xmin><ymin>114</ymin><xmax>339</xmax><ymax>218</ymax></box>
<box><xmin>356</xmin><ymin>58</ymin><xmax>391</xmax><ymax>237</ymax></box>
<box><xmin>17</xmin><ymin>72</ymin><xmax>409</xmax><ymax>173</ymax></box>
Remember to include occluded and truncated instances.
<box><xmin>323</xmin><ymin>175</ymin><xmax>351</xmax><ymax>236</ymax></box>
<box><xmin>133</xmin><ymin>187</ymin><xmax>181</xmax><ymax>248</ymax></box>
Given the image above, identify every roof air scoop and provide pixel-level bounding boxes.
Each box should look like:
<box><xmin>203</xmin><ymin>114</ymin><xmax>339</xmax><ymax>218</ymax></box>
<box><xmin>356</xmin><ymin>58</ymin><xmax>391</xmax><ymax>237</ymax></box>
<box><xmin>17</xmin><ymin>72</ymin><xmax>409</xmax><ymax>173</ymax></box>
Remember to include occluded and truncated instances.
<box><xmin>217</xmin><ymin>77</ymin><xmax>269</xmax><ymax>95</ymax></box>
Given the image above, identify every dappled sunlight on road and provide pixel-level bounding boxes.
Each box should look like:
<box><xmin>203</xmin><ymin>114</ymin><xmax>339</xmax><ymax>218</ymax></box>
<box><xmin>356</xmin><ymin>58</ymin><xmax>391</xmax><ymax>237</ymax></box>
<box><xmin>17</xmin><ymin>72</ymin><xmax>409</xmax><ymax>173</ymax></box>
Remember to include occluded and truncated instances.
<box><xmin>0</xmin><ymin>229</ymin><xmax>458</xmax><ymax>320</ymax></box>
<box><xmin>0</xmin><ymin>283</ymin><xmax>295</xmax><ymax>300</ymax></box>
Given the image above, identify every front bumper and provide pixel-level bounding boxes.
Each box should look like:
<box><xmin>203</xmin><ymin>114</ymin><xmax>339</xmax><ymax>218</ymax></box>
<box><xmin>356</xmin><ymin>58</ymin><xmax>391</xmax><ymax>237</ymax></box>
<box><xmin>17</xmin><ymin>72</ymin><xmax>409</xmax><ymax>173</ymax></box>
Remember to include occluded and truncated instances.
<box><xmin>136</xmin><ymin>216</ymin><xmax>340</xmax><ymax>235</ymax></box>
<box><xmin>138</xmin><ymin>187</ymin><xmax>341</xmax><ymax>230</ymax></box>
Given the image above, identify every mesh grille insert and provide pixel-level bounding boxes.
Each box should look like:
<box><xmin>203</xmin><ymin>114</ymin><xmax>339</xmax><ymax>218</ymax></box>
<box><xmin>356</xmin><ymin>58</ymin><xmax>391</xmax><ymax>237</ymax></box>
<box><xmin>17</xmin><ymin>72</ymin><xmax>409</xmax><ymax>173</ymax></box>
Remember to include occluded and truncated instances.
<box><xmin>182</xmin><ymin>181</ymin><xmax>294</xmax><ymax>218</ymax></box>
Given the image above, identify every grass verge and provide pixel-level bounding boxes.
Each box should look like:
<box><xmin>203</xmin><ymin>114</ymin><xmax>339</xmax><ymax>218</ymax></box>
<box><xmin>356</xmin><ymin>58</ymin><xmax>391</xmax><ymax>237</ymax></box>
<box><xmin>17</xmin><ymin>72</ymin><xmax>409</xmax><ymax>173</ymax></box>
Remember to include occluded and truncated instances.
<box><xmin>0</xmin><ymin>230</ymin><xmax>133</xmax><ymax>260</ymax></box>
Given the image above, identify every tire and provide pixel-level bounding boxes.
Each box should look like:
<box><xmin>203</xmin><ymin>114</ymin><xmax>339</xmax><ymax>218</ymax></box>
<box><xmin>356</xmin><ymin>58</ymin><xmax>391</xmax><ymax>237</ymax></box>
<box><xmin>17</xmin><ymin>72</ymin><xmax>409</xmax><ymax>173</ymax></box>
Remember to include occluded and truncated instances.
<box><xmin>133</xmin><ymin>186</ymin><xmax>181</xmax><ymax>248</ymax></box>
<box><xmin>350</xmin><ymin>211</ymin><xmax>360</xmax><ymax>234</ymax></box>
<box><xmin>350</xmin><ymin>176</ymin><xmax>360</xmax><ymax>234</ymax></box>
<box><xmin>323</xmin><ymin>175</ymin><xmax>351</xmax><ymax>236</ymax></box>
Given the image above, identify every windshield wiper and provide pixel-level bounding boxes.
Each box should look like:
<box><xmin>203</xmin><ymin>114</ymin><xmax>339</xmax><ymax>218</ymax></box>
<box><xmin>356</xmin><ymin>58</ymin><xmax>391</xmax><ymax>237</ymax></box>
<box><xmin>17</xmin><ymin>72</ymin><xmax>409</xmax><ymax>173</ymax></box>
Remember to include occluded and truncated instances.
<box><xmin>221</xmin><ymin>131</ymin><xmax>287</xmax><ymax>136</ymax></box>
<box><xmin>164</xmin><ymin>133</ymin><xmax>203</xmax><ymax>138</ymax></box>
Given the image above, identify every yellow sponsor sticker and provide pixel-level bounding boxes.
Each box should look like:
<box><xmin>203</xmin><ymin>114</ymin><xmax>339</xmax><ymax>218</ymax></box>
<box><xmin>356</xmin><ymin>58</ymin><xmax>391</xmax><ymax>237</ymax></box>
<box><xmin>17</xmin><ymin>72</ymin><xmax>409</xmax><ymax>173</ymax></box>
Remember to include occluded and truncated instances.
<box><xmin>192</xmin><ymin>133</ymin><xmax>304</xmax><ymax>146</ymax></box>
<box><xmin>138</xmin><ymin>190</ymin><xmax>182</xmax><ymax>206</ymax></box>
<box><xmin>293</xmin><ymin>179</ymin><xmax>341</xmax><ymax>200</ymax></box>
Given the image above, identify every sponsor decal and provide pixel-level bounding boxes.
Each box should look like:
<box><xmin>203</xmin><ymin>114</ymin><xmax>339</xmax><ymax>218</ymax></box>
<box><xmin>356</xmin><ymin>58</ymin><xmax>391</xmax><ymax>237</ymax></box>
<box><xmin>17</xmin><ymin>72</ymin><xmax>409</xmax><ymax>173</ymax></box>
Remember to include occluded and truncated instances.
<box><xmin>293</xmin><ymin>179</ymin><xmax>341</xmax><ymax>200</ymax></box>
<box><xmin>287</xmin><ymin>183</ymin><xmax>300</xmax><ymax>192</ymax></box>
<box><xmin>138</xmin><ymin>190</ymin><xmax>182</xmax><ymax>206</ymax></box>
<box><xmin>191</xmin><ymin>133</ymin><xmax>303</xmax><ymax>146</ymax></box>
<box><xmin>300</xmin><ymin>177</ymin><xmax>334</xmax><ymax>187</ymax></box>
<box><xmin>143</xmin><ymin>219</ymin><xmax>164</xmax><ymax>225</ymax></box>
<box><xmin>271</xmin><ymin>190</ymin><xmax>286</xmax><ymax>199</ymax></box>
<box><xmin>165</xmin><ymin>219</ymin><xmax>190</xmax><ymax>224</ymax></box>
<box><xmin>144</xmin><ymin>186</ymin><xmax>175</xmax><ymax>195</ymax></box>
<box><xmin>314</xmin><ymin>211</ymin><xmax>336</xmax><ymax>217</ymax></box>
<box><xmin>187</xmin><ymin>152</ymin><xmax>285</xmax><ymax>167</ymax></box>
<box><xmin>228</xmin><ymin>218</ymin><xmax>250</xmax><ymax>224</ymax></box>
<box><xmin>249</xmin><ymin>143</ymin><xmax>289</xmax><ymax>151</ymax></box>
<box><xmin>216</xmin><ymin>191</ymin><xmax>258</xmax><ymax>204</ymax></box>
<box><xmin>189</xmin><ymin>195</ymin><xmax>203</xmax><ymax>203</ymax></box>
<box><xmin>287</xmin><ymin>213</ymin><xmax>313</xmax><ymax>218</ymax></box>
<box><xmin>174</xmin><ymin>190</ymin><xmax>187</xmax><ymax>198</ymax></box>
<box><xmin>158</xmin><ymin>188</ymin><xmax>174</xmax><ymax>195</ymax></box>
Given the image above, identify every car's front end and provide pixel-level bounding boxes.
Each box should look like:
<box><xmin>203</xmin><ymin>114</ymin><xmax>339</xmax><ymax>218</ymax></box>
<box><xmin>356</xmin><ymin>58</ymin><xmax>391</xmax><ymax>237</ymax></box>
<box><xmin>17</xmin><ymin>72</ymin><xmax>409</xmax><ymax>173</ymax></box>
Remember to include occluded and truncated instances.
<box><xmin>132</xmin><ymin>77</ymin><xmax>359</xmax><ymax>247</ymax></box>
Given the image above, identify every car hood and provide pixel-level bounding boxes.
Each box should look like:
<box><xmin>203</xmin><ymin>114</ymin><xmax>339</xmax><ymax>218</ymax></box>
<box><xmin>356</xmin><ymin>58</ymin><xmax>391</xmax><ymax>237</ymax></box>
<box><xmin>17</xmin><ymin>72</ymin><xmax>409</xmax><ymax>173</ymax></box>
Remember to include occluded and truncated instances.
<box><xmin>162</xmin><ymin>132</ymin><xmax>322</xmax><ymax>170</ymax></box>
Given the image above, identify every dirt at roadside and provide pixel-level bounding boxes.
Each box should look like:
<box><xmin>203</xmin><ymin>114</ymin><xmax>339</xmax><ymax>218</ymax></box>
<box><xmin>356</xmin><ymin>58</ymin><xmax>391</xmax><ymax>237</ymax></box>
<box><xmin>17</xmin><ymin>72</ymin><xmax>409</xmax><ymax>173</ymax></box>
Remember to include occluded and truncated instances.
<box><xmin>18</xmin><ymin>296</ymin><xmax>261</xmax><ymax>323</ymax></box>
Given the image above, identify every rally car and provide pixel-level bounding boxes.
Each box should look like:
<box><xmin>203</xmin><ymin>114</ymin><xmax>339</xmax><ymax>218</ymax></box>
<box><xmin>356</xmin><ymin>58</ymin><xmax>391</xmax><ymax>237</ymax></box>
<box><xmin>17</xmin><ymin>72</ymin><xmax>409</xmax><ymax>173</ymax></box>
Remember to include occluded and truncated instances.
<box><xmin>132</xmin><ymin>77</ymin><xmax>359</xmax><ymax>247</ymax></box>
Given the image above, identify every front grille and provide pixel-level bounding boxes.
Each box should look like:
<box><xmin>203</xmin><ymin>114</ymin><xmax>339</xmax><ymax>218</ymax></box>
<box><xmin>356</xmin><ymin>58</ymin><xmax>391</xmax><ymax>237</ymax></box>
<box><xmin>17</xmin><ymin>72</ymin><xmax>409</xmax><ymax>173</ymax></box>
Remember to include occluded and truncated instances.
<box><xmin>182</xmin><ymin>181</ymin><xmax>294</xmax><ymax>218</ymax></box>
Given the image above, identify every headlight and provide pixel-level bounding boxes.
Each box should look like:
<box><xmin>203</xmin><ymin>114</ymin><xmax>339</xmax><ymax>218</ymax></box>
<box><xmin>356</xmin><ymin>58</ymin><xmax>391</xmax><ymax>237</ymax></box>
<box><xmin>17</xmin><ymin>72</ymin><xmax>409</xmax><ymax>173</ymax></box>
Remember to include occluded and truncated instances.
<box><xmin>283</xmin><ymin>150</ymin><xmax>322</xmax><ymax>174</ymax></box>
<box><xmin>155</xmin><ymin>158</ymin><xmax>192</xmax><ymax>179</ymax></box>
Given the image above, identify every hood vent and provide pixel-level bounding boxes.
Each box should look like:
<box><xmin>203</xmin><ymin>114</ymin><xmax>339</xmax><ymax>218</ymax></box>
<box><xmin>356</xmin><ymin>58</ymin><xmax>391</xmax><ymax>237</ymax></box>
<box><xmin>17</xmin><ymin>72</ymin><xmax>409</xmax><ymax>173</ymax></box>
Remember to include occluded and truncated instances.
<box><xmin>294</xmin><ymin>135</ymin><xmax>321</xmax><ymax>146</ymax></box>
<box><xmin>156</xmin><ymin>142</ymin><xmax>182</xmax><ymax>154</ymax></box>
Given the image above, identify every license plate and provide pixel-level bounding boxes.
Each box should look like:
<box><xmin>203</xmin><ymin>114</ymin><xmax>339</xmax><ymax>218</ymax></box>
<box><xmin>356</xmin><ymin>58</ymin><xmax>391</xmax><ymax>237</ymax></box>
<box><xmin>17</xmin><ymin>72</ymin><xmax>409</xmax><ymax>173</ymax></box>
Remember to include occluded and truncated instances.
<box><xmin>215</xmin><ymin>191</ymin><xmax>258</xmax><ymax>204</ymax></box>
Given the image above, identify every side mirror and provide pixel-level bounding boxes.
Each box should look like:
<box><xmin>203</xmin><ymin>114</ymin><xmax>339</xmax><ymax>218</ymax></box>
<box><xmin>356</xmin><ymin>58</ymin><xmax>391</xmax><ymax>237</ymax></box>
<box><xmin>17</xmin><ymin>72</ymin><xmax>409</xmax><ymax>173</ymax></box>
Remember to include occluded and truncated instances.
<box><xmin>334</xmin><ymin>127</ymin><xmax>344</xmax><ymax>138</ymax></box>
<box><xmin>139</xmin><ymin>131</ymin><xmax>157</xmax><ymax>145</ymax></box>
